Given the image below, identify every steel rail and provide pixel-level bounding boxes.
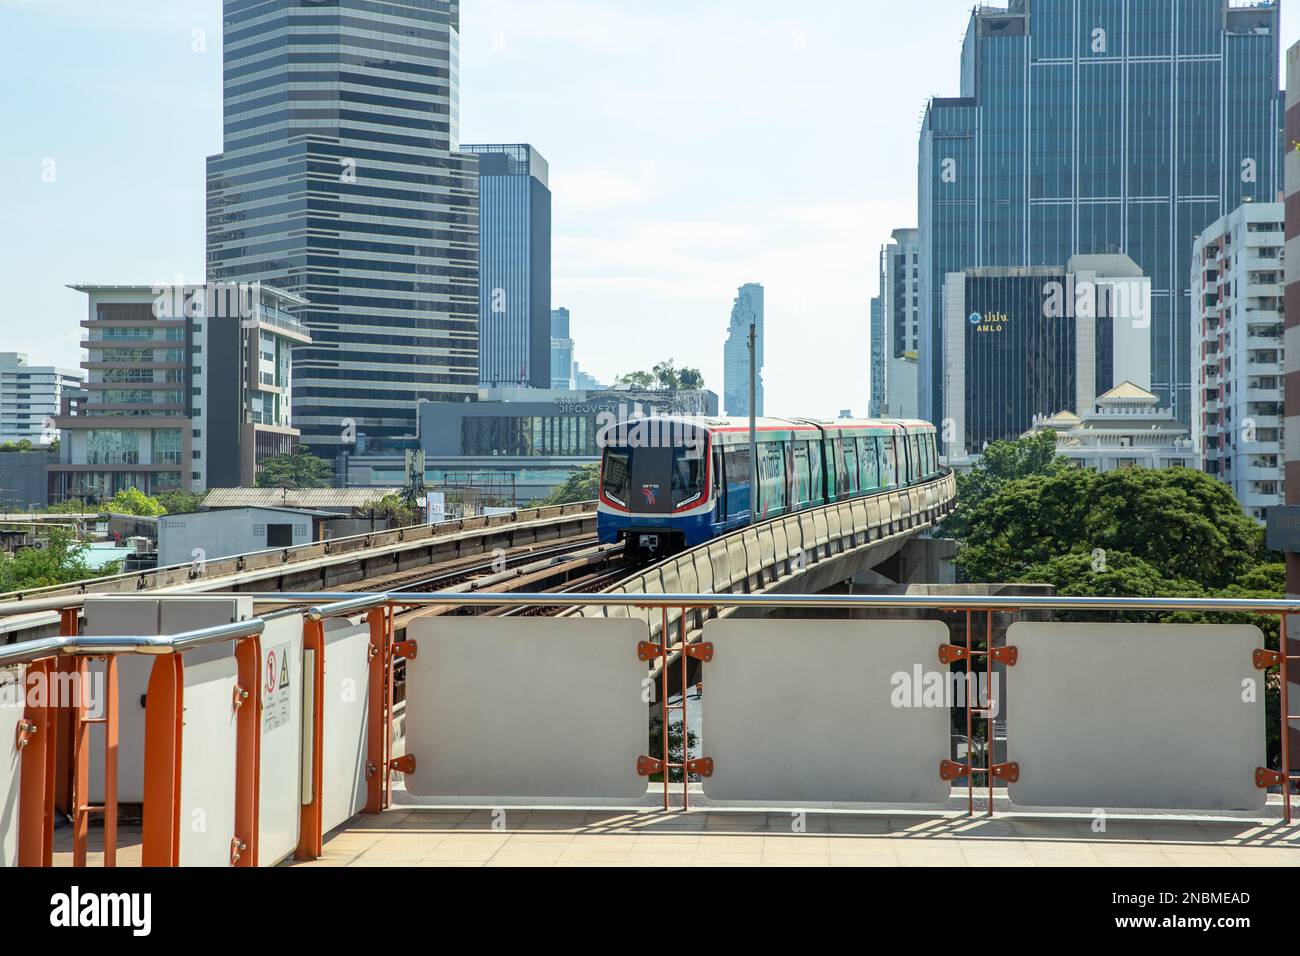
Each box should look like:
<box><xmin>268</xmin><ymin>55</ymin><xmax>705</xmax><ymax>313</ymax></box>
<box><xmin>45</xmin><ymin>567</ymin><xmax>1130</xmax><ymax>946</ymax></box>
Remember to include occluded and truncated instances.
<box><xmin>0</xmin><ymin>618</ymin><xmax>265</xmax><ymax>666</ymax></box>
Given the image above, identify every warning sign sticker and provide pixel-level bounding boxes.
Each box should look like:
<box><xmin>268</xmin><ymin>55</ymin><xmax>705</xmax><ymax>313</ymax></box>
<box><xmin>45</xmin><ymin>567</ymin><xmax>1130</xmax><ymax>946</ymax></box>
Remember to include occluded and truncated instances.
<box><xmin>263</xmin><ymin>643</ymin><xmax>292</xmax><ymax>733</ymax></box>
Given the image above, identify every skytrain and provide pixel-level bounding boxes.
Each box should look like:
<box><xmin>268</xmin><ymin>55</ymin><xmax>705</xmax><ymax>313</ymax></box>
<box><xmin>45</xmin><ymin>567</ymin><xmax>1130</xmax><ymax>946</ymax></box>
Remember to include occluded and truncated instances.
<box><xmin>596</xmin><ymin>415</ymin><xmax>942</xmax><ymax>555</ymax></box>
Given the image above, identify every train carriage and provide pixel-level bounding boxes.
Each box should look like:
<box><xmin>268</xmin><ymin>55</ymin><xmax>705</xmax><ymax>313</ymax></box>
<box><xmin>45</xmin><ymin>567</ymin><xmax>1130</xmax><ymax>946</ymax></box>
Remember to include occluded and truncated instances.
<box><xmin>597</xmin><ymin>415</ymin><xmax>942</xmax><ymax>556</ymax></box>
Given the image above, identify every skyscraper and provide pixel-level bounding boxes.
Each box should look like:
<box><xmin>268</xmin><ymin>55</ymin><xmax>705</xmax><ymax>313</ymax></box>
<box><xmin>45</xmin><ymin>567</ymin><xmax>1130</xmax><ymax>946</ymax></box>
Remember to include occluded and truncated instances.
<box><xmin>723</xmin><ymin>283</ymin><xmax>764</xmax><ymax>417</ymax></box>
<box><xmin>869</xmin><ymin>296</ymin><xmax>885</xmax><ymax>417</ymax></box>
<box><xmin>550</xmin><ymin>307</ymin><xmax>574</xmax><ymax>390</ymax></box>
<box><xmin>875</xmin><ymin>228</ymin><xmax>921</xmax><ymax>418</ymax></box>
<box><xmin>206</xmin><ymin>0</ymin><xmax>479</xmax><ymax>460</ymax></box>
<box><xmin>918</xmin><ymin>0</ymin><xmax>1285</xmax><ymax>446</ymax></box>
<box><xmin>463</xmin><ymin>144</ymin><xmax>552</xmax><ymax>389</ymax></box>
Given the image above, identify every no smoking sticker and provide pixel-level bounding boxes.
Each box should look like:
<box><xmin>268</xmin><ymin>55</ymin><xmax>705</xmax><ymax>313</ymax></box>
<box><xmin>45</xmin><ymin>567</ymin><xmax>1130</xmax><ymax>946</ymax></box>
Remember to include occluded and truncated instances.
<box><xmin>263</xmin><ymin>643</ymin><xmax>292</xmax><ymax>732</ymax></box>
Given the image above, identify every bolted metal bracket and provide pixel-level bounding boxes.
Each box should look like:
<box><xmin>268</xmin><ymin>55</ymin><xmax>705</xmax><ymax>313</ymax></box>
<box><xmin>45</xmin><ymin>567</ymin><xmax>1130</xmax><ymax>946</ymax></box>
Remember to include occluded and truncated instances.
<box><xmin>686</xmin><ymin>757</ymin><xmax>714</xmax><ymax>777</ymax></box>
<box><xmin>1256</xmin><ymin>767</ymin><xmax>1284</xmax><ymax>789</ymax></box>
<box><xmin>230</xmin><ymin>838</ymin><xmax>246</xmax><ymax>866</ymax></box>
<box><xmin>684</xmin><ymin>642</ymin><xmax>714</xmax><ymax>662</ymax></box>
<box><xmin>15</xmin><ymin>719</ymin><xmax>37</xmax><ymax>750</ymax></box>
<box><xmin>393</xmin><ymin>640</ymin><xmax>417</xmax><ymax>660</ymax></box>
<box><xmin>940</xmin><ymin>759</ymin><xmax>969</xmax><ymax>781</ymax></box>
<box><xmin>366</xmin><ymin>762</ymin><xmax>377</xmax><ymax>779</ymax></box>
<box><xmin>389</xmin><ymin>754</ymin><xmax>416</xmax><ymax>774</ymax></box>
<box><xmin>991</xmin><ymin>646</ymin><xmax>1019</xmax><ymax>666</ymax></box>
<box><xmin>637</xmin><ymin>641</ymin><xmax>666</xmax><ymax>661</ymax></box>
<box><xmin>1253</xmin><ymin>649</ymin><xmax>1282</xmax><ymax>670</ymax></box>
<box><xmin>637</xmin><ymin>756</ymin><xmax>665</xmax><ymax>777</ymax></box>
<box><xmin>938</xmin><ymin>644</ymin><xmax>970</xmax><ymax>665</ymax></box>
<box><xmin>991</xmin><ymin>762</ymin><xmax>1020</xmax><ymax>783</ymax></box>
<box><xmin>232</xmin><ymin>685</ymin><xmax>249</xmax><ymax>711</ymax></box>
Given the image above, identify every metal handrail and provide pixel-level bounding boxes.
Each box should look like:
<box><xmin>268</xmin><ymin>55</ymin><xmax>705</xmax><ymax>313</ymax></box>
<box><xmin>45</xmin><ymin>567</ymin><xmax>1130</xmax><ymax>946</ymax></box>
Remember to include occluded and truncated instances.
<box><xmin>0</xmin><ymin>618</ymin><xmax>264</xmax><ymax>667</ymax></box>
<box><xmin>191</xmin><ymin>590</ymin><xmax>1300</xmax><ymax>614</ymax></box>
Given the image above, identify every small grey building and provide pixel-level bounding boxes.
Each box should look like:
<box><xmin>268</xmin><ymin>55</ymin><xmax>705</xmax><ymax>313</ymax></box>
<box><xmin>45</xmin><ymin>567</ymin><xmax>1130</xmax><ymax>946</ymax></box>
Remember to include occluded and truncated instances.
<box><xmin>158</xmin><ymin>506</ymin><xmax>325</xmax><ymax>568</ymax></box>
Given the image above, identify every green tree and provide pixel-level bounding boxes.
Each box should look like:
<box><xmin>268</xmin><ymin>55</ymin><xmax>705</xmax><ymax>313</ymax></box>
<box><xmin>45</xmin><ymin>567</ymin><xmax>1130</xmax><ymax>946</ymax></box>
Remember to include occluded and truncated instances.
<box><xmin>0</xmin><ymin>528</ymin><xmax>101</xmax><ymax>592</ymax></box>
<box><xmin>956</xmin><ymin>466</ymin><xmax>1264</xmax><ymax>590</ymax></box>
<box><xmin>362</xmin><ymin>493</ymin><xmax>421</xmax><ymax>527</ymax></box>
<box><xmin>104</xmin><ymin>487</ymin><xmax>167</xmax><ymax>517</ymax></box>
<box><xmin>154</xmin><ymin>490</ymin><xmax>206</xmax><ymax>514</ymax></box>
<box><xmin>615</xmin><ymin>360</ymin><xmax>705</xmax><ymax>392</ymax></box>
<box><xmin>0</xmin><ymin>439</ymin><xmax>34</xmax><ymax>453</ymax></box>
<box><xmin>942</xmin><ymin>431</ymin><xmax>1067</xmax><ymax>539</ymax></box>
<box><xmin>532</xmin><ymin>464</ymin><xmax>599</xmax><ymax>507</ymax></box>
<box><xmin>256</xmin><ymin>446</ymin><xmax>333</xmax><ymax>489</ymax></box>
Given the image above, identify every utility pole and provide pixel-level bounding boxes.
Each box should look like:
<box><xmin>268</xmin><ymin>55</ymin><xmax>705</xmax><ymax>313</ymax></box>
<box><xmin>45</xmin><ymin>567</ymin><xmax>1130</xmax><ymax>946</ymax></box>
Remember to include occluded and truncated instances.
<box><xmin>748</xmin><ymin>322</ymin><xmax>758</xmax><ymax>523</ymax></box>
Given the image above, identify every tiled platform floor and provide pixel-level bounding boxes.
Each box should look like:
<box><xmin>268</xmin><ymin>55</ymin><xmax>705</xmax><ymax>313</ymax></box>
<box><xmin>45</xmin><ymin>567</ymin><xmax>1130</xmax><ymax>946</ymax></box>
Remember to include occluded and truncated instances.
<box><xmin>53</xmin><ymin>810</ymin><xmax>1300</xmax><ymax>867</ymax></box>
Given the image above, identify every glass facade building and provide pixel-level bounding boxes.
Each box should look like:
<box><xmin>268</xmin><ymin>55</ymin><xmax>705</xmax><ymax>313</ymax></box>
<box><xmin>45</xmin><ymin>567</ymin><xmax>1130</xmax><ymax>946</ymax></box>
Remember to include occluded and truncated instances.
<box><xmin>550</xmin><ymin>307</ymin><xmax>574</xmax><ymax>390</ymax></box>
<box><xmin>462</xmin><ymin>144</ymin><xmax>552</xmax><ymax>389</ymax></box>
<box><xmin>206</xmin><ymin>0</ymin><xmax>480</xmax><ymax>459</ymax></box>
<box><xmin>918</xmin><ymin>0</ymin><xmax>1285</xmax><ymax>448</ymax></box>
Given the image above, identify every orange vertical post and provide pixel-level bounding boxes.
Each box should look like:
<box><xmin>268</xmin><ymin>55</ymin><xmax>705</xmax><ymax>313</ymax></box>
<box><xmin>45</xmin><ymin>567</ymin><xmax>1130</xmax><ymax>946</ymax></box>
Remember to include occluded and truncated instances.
<box><xmin>365</xmin><ymin>606</ymin><xmax>389</xmax><ymax>813</ymax></box>
<box><xmin>296</xmin><ymin>617</ymin><xmax>326</xmax><ymax>860</ymax></box>
<box><xmin>102</xmin><ymin>656</ymin><xmax>119</xmax><ymax>867</ymax></box>
<box><xmin>17</xmin><ymin>658</ymin><xmax>55</xmax><ymax>866</ymax></box>
<box><xmin>53</xmin><ymin>608</ymin><xmax>79</xmax><ymax>816</ymax></box>
<box><xmin>233</xmin><ymin>635</ymin><xmax>263</xmax><ymax>866</ymax></box>
<box><xmin>70</xmin><ymin>657</ymin><xmax>90</xmax><ymax>866</ymax></box>
<box><xmin>1281</xmin><ymin>612</ymin><xmax>1292</xmax><ymax>825</ymax></box>
<box><xmin>141</xmin><ymin>655</ymin><xmax>184</xmax><ymax>867</ymax></box>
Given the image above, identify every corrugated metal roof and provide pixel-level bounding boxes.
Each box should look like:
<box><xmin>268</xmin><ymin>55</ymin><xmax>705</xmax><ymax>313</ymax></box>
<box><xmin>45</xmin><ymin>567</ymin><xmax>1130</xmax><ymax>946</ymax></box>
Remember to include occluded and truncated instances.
<box><xmin>200</xmin><ymin>487</ymin><xmax>402</xmax><ymax>510</ymax></box>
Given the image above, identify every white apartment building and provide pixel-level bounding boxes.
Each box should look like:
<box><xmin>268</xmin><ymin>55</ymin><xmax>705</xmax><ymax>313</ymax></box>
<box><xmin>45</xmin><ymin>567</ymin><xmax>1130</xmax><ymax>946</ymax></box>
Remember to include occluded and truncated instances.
<box><xmin>0</xmin><ymin>353</ymin><xmax>82</xmax><ymax>445</ymax></box>
<box><xmin>1190</xmin><ymin>201</ymin><xmax>1286</xmax><ymax>522</ymax></box>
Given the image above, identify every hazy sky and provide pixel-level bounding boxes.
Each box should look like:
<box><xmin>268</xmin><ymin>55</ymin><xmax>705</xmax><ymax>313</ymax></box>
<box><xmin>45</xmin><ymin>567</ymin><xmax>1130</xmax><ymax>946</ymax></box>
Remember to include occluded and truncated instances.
<box><xmin>1</xmin><ymin>1</ymin><xmax>1296</xmax><ymax>419</ymax></box>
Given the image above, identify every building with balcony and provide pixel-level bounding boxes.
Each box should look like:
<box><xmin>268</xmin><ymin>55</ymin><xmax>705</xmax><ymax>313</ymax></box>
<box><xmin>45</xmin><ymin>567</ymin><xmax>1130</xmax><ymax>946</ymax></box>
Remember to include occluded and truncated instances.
<box><xmin>51</xmin><ymin>286</ymin><xmax>197</xmax><ymax>502</ymax></box>
<box><xmin>1191</xmin><ymin>201</ymin><xmax>1286</xmax><ymax>521</ymax></box>
<box><xmin>203</xmin><ymin>285</ymin><xmax>312</xmax><ymax>488</ymax></box>
<box><xmin>53</xmin><ymin>283</ymin><xmax>311</xmax><ymax>503</ymax></box>
<box><xmin>0</xmin><ymin>353</ymin><xmax>82</xmax><ymax>445</ymax></box>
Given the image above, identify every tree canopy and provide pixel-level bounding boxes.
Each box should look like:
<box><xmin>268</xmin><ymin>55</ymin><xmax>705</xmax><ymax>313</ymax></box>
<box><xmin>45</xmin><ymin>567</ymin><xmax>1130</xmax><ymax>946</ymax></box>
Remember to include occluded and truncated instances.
<box><xmin>941</xmin><ymin>431</ymin><xmax>1067</xmax><ymax>539</ymax></box>
<box><xmin>104</xmin><ymin>487</ymin><xmax>167</xmax><ymax>517</ymax></box>
<box><xmin>532</xmin><ymin>464</ymin><xmax>599</xmax><ymax>506</ymax></box>
<box><xmin>955</xmin><ymin>465</ymin><xmax>1268</xmax><ymax>593</ymax></box>
<box><xmin>0</xmin><ymin>529</ymin><xmax>110</xmax><ymax>593</ymax></box>
<box><xmin>615</xmin><ymin>360</ymin><xmax>704</xmax><ymax>392</ymax></box>
<box><xmin>256</xmin><ymin>446</ymin><xmax>333</xmax><ymax>489</ymax></box>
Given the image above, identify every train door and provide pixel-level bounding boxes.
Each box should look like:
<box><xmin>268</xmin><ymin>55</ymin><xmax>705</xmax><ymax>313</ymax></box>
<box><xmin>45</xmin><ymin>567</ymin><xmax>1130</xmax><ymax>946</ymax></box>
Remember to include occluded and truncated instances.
<box><xmin>808</xmin><ymin>440</ymin><xmax>824</xmax><ymax>506</ymax></box>
<box><xmin>843</xmin><ymin>438</ymin><xmax>858</xmax><ymax>495</ymax></box>
<box><xmin>712</xmin><ymin>443</ymin><xmax>725</xmax><ymax>521</ymax></box>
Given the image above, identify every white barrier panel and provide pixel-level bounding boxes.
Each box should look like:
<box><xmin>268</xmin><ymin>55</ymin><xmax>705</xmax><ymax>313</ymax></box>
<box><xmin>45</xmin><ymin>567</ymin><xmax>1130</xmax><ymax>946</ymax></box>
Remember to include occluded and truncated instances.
<box><xmin>177</xmin><ymin>644</ymin><xmax>239</xmax><ymax>866</ymax></box>
<box><xmin>87</xmin><ymin>596</ymin><xmax>253</xmax><ymax>804</ymax></box>
<box><xmin>0</xmin><ymin>665</ymin><xmax>23</xmax><ymax>867</ymax></box>
<box><xmin>257</xmin><ymin>614</ymin><xmax>304</xmax><ymax>865</ymax></box>
<box><xmin>404</xmin><ymin>618</ymin><xmax>648</xmax><ymax>801</ymax></box>
<box><xmin>1006</xmin><ymin>623</ymin><xmax>1266</xmax><ymax>811</ymax></box>
<box><xmin>320</xmin><ymin>617</ymin><xmax>370</xmax><ymax>834</ymax></box>
<box><xmin>701</xmin><ymin>620</ymin><xmax>952</xmax><ymax>804</ymax></box>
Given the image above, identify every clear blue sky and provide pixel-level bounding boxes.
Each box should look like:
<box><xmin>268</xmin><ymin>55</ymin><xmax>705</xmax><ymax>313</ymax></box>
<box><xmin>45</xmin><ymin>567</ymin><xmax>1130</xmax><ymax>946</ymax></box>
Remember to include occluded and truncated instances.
<box><xmin>1</xmin><ymin>1</ymin><xmax>1295</xmax><ymax>418</ymax></box>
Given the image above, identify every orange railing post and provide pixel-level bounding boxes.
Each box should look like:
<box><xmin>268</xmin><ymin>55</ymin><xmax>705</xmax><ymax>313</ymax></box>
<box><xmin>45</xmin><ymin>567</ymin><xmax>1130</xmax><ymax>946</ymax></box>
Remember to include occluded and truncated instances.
<box><xmin>141</xmin><ymin>655</ymin><xmax>184</xmax><ymax>867</ymax></box>
<box><xmin>53</xmin><ymin>607</ymin><xmax>78</xmax><ymax>817</ymax></box>
<box><xmin>365</xmin><ymin>606</ymin><xmax>390</xmax><ymax>813</ymax></box>
<box><xmin>17</xmin><ymin>658</ymin><xmax>55</xmax><ymax>866</ymax></box>
<box><xmin>296</xmin><ymin>616</ymin><xmax>326</xmax><ymax>860</ymax></box>
<box><xmin>234</xmin><ymin>634</ymin><xmax>263</xmax><ymax>866</ymax></box>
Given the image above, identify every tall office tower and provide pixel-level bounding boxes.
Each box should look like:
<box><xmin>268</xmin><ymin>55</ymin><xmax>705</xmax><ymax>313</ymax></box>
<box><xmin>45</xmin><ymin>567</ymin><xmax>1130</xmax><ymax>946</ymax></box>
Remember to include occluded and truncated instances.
<box><xmin>879</xmin><ymin>228</ymin><xmax>921</xmax><ymax>418</ymax></box>
<box><xmin>869</xmin><ymin>296</ymin><xmax>885</xmax><ymax>417</ymax></box>
<box><xmin>0</xmin><ymin>353</ymin><xmax>82</xmax><ymax>445</ymax></box>
<box><xmin>550</xmin><ymin>307</ymin><xmax>574</xmax><ymax>390</ymax></box>
<box><xmin>918</xmin><ymin>0</ymin><xmax>1285</xmax><ymax>448</ymax></box>
<box><xmin>723</xmin><ymin>283</ymin><xmax>764</xmax><ymax>417</ymax></box>
<box><xmin>462</xmin><ymin>145</ymin><xmax>551</xmax><ymax>389</ymax></box>
<box><xmin>207</xmin><ymin>0</ymin><xmax>479</xmax><ymax>461</ymax></box>
<box><xmin>1190</xmin><ymin>202</ymin><xmax>1285</xmax><ymax>522</ymax></box>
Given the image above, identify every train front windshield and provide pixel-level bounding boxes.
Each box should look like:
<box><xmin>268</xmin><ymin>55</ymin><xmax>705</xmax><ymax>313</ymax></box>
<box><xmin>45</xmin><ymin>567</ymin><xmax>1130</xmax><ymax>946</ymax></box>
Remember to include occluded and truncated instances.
<box><xmin>602</xmin><ymin>443</ymin><xmax>706</xmax><ymax>513</ymax></box>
